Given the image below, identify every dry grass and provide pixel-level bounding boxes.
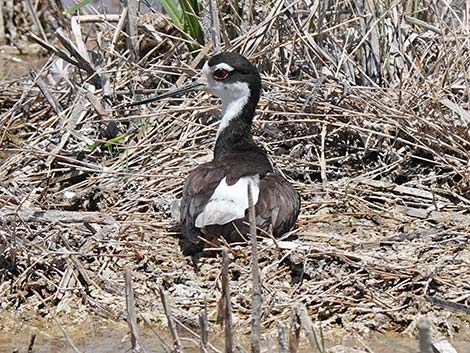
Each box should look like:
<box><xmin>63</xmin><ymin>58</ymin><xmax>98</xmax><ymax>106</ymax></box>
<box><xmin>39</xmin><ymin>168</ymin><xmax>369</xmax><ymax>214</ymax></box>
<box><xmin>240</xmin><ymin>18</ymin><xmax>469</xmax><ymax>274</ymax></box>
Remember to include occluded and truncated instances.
<box><xmin>0</xmin><ymin>0</ymin><xmax>469</xmax><ymax>349</ymax></box>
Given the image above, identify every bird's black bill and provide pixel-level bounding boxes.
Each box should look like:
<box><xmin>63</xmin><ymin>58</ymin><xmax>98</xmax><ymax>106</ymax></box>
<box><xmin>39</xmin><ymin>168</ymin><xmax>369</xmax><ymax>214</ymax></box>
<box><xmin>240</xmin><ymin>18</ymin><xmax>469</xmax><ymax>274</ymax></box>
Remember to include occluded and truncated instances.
<box><xmin>127</xmin><ymin>81</ymin><xmax>205</xmax><ymax>107</ymax></box>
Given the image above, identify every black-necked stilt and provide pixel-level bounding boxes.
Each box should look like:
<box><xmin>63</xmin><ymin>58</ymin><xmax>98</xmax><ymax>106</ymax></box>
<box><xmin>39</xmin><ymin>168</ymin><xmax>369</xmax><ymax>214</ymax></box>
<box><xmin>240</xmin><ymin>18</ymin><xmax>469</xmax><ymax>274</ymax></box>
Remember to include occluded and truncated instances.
<box><xmin>132</xmin><ymin>52</ymin><xmax>300</xmax><ymax>255</ymax></box>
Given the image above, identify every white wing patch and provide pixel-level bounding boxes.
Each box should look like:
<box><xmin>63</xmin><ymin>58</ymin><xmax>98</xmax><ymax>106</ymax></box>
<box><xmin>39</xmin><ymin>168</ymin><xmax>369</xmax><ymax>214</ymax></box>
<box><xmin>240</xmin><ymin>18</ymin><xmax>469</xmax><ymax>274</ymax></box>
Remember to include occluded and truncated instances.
<box><xmin>195</xmin><ymin>175</ymin><xmax>260</xmax><ymax>228</ymax></box>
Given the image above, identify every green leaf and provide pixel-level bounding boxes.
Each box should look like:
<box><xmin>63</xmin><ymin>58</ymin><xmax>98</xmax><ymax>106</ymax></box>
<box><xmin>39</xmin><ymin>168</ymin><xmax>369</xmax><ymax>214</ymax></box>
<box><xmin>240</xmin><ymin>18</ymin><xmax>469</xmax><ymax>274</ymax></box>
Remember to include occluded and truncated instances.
<box><xmin>87</xmin><ymin>134</ymin><xmax>127</xmax><ymax>151</ymax></box>
<box><xmin>103</xmin><ymin>134</ymin><xmax>127</xmax><ymax>148</ymax></box>
<box><xmin>179</xmin><ymin>0</ymin><xmax>204</xmax><ymax>45</ymax></box>
<box><xmin>63</xmin><ymin>0</ymin><xmax>93</xmax><ymax>15</ymax></box>
<box><xmin>159</xmin><ymin>0</ymin><xmax>184</xmax><ymax>30</ymax></box>
<box><xmin>154</xmin><ymin>0</ymin><xmax>205</xmax><ymax>52</ymax></box>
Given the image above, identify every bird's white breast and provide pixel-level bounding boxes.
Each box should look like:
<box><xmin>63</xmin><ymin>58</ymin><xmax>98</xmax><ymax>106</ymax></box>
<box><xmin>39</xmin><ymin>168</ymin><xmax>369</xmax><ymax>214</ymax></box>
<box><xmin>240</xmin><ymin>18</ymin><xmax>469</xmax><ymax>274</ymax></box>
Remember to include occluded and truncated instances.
<box><xmin>195</xmin><ymin>175</ymin><xmax>260</xmax><ymax>228</ymax></box>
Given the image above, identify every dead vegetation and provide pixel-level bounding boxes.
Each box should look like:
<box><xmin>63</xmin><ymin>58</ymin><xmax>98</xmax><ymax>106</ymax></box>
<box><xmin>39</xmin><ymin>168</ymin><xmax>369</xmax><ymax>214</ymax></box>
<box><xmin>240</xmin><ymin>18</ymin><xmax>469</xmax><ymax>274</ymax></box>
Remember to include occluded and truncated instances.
<box><xmin>0</xmin><ymin>0</ymin><xmax>469</xmax><ymax>352</ymax></box>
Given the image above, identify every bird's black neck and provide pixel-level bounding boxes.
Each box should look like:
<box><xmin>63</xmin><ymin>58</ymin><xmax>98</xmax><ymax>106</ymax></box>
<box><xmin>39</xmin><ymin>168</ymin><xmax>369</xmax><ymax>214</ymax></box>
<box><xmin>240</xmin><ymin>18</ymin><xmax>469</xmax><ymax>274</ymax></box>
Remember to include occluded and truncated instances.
<box><xmin>213</xmin><ymin>91</ymin><xmax>262</xmax><ymax>160</ymax></box>
<box><xmin>214</xmin><ymin>120</ymin><xmax>255</xmax><ymax>160</ymax></box>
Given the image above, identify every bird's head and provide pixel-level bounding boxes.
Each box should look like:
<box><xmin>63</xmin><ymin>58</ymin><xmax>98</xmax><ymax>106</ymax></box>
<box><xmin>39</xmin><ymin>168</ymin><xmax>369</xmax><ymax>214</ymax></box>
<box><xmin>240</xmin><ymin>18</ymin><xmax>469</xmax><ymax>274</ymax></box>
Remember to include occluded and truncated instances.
<box><xmin>129</xmin><ymin>52</ymin><xmax>261</xmax><ymax>110</ymax></box>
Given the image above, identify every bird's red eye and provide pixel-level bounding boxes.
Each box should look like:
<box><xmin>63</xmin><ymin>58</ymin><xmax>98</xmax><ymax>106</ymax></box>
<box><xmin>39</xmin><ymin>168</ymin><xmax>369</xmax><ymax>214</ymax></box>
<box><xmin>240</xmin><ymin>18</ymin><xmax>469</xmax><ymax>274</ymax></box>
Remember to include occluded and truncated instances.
<box><xmin>214</xmin><ymin>68</ymin><xmax>229</xmax><ymax>80</ymax></box>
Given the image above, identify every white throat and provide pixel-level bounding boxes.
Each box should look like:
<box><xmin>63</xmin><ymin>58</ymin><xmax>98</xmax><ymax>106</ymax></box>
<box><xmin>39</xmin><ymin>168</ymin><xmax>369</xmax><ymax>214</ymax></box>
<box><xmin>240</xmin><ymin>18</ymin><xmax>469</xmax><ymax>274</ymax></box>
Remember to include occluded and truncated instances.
<box><xmin>216</xmin><ymin>82</ymin><xmax>251</xmax><ymax>139</ymax></box>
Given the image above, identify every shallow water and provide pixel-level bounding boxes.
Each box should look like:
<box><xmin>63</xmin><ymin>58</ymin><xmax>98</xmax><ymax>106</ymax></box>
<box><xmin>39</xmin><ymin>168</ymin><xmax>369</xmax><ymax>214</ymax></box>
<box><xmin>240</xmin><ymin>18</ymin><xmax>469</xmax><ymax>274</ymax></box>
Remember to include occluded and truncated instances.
<box><xmin>2</xmin><ymin>320</ymin><xmax>469</xmax><ymax>353</ymax></box>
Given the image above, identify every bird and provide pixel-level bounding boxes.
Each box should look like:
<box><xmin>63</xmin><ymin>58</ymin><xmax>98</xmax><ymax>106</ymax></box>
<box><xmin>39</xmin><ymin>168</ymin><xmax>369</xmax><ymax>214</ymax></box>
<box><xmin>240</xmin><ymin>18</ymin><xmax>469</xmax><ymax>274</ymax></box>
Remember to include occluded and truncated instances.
<box><xmin>132</xmin><ymin>52</ymin><xmax>300</xmax><ymax>255</ymax></box>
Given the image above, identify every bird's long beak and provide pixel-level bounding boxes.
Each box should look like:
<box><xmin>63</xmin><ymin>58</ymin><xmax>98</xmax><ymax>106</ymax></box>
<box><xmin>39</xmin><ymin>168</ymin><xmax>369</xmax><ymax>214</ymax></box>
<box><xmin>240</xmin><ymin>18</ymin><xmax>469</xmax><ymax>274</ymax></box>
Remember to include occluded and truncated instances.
<box><xmin>128</xmin><ymin>80</ymin><xmax>206</xmax><ymax>107</ymax></box>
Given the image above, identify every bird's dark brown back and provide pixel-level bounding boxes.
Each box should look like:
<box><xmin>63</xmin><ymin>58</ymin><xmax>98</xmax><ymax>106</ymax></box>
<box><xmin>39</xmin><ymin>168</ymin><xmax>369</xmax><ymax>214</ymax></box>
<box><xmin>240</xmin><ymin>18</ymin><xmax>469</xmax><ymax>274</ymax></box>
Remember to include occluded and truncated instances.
<box><xmin>179</xmin><ymin>154</ymin><xmax>299</xmax><ymax>255</ymax></box>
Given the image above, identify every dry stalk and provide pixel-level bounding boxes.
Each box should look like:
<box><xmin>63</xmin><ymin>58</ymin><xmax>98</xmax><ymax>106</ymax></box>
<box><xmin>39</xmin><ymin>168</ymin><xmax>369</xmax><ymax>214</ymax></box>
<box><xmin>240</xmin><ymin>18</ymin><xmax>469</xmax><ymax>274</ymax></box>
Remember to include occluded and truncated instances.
<box><xmin>221</xmin><ymin>250</ymin><xmax>233</xmax><ymax>353</ymax></box>
<box><xmin>296</xmin><ymin>304</ymin><xmax>324</xmax><ymax>353</ymax></box>
<box><xmin>207</xmin><ymin>0</ymin><xmax>221</xmax><ymax>53</ymax></box>
<box><xmin>417</xmin><ymin>316</ymin><xmax>432</xmax><ymax>353</ymax></box>
<box><xmin>159</xmin><ymin>286</ymin><xmax>182</xmax><ymax>353</ymax></box>
<box><xmin>124</xmin><ymin>0</ymin><xmax>138</xmax><ymax>62</ymax></box>
<box><xmin>248</xmin><ymin>184</ymin><xmax>262</xmax><ymax>353</ymax></box>
<box><xmin>27</xmin><ymin>333</ymin><xmax>37</xmax><ymax>353</ymax></box>
<box><xmin>125</xmin><ymin>268</ymin><xmax>146</xmax><ymax>353</ymax></box>
<box><xmin>199</xmin><ymin>302</ymin><xmax>209</xmax><ymax>353</ymax></box>
<box><xmin>287</xmin><ymin>309</ymin><xmax>300</xmax><ymax>353</ymax></box>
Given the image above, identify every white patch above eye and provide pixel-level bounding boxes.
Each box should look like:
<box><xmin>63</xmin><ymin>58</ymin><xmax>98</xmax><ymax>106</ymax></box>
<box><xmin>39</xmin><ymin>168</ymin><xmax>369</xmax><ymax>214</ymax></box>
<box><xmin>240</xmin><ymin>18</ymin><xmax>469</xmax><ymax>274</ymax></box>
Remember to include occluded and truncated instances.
<box><xmin>195</xmin><ymin>175</ymin><xmax>260</xmax><ymax>228</ymax></box>
<box><xmin>214</xmin><ymin>63</ymin><xmax>234</xmax><ymax>72</ymax></box>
